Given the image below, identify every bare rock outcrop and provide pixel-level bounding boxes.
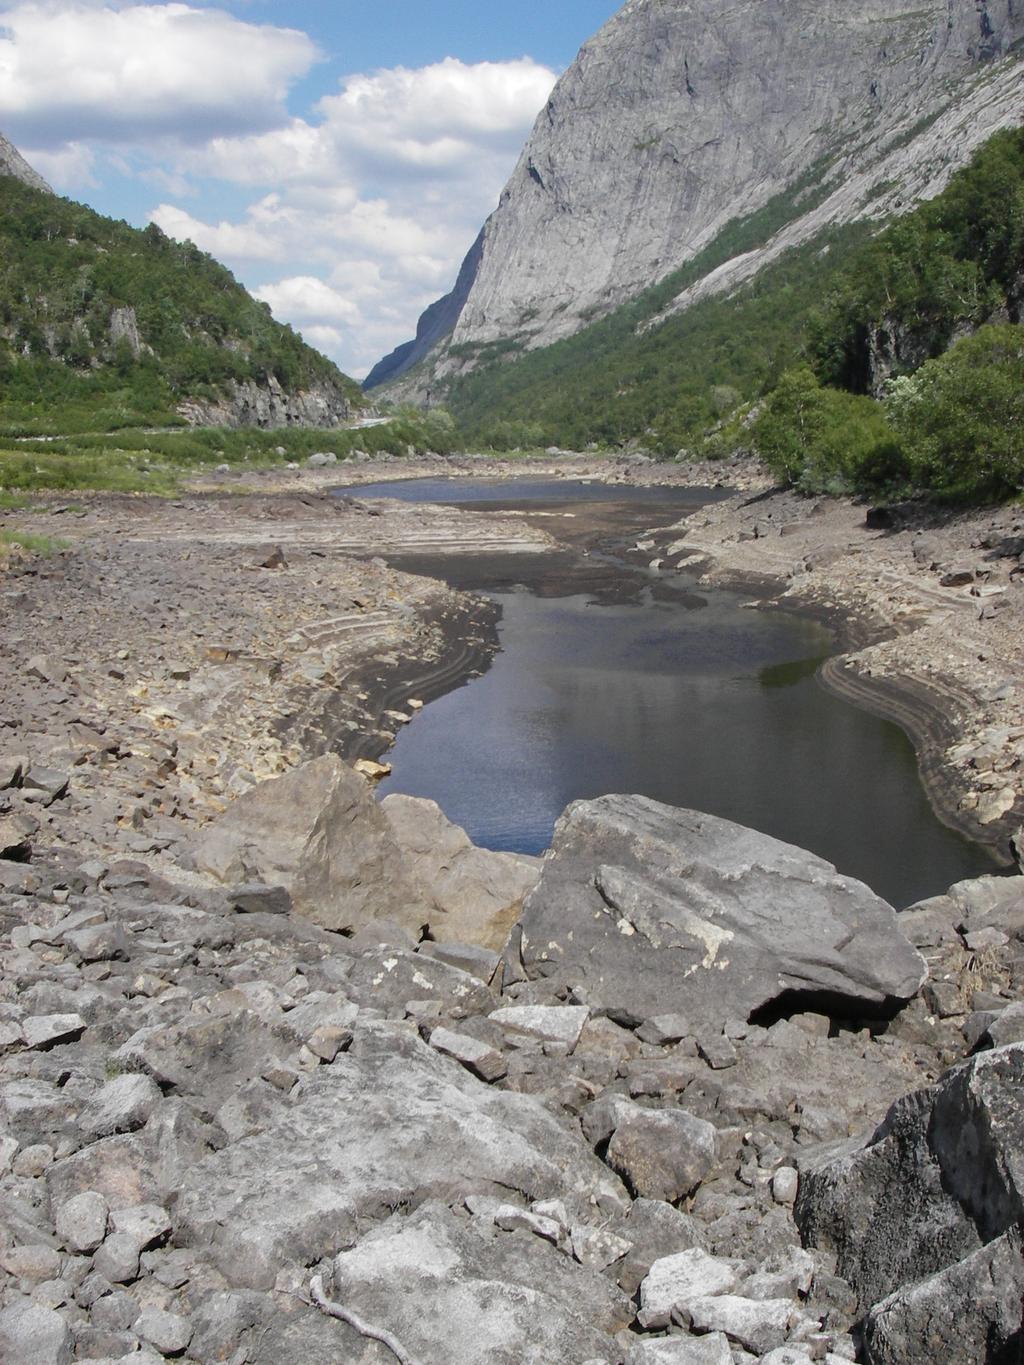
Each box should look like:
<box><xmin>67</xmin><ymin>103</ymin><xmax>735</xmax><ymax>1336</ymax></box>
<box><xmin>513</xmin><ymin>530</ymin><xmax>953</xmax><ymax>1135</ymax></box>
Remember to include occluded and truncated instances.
<box><xmin>0</xmin><ymin>131</ymin><xmax>52</xmax><ymax>195</ymax></box>
<box><xmin>177</xmin><ymin>375</ymin><xmax>355</xmax><ymax>430</ymax></box>
<box><xmin>516</xmin><ymin>795</ymin><xmax>926</xmax><ymax>1026</ymax></box>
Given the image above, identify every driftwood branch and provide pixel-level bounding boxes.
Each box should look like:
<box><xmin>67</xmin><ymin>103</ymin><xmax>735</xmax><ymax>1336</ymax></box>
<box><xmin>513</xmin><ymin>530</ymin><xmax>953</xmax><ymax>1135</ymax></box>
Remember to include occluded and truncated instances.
<box><xmin>308</xmin><ymin>1273</ymin><xmax>423</xmax><ymax>1365</ymax></box>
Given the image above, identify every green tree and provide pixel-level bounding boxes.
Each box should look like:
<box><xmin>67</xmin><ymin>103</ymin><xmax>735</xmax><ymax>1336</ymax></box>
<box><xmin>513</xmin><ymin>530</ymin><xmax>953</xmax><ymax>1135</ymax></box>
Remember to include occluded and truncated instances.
<box><xmin>886</xmin><ymin>323</ymin><xmax>1024</xmax><ymax>501</ymax></box>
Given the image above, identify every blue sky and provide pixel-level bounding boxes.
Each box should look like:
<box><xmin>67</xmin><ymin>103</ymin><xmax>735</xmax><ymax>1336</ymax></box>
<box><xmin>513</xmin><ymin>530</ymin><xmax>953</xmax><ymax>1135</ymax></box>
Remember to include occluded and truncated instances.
<box><xmin>0</xmin><ymin>1</ymin><xmax>620</xmax><ymax>376</ymax></box>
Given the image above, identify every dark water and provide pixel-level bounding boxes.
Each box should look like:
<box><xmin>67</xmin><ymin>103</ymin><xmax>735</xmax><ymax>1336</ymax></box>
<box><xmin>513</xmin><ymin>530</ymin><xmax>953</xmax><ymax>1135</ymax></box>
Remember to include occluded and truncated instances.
<box><xmin>337</xmin><ymin>477</ymin><xmax>997</xmax><ymax>907</ymax></box>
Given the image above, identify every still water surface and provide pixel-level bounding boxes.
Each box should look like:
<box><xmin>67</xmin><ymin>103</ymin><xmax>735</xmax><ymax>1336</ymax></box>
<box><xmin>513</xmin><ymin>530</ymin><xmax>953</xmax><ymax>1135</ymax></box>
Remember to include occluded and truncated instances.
<box><xmin>341</xmin><ymin>477</ymin><xmax>996</xmax><ymax>906</ymax></box>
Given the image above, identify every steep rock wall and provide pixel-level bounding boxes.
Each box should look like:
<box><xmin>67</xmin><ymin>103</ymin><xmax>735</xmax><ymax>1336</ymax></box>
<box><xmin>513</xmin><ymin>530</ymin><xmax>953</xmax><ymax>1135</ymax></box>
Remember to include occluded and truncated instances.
<box><xmin>372</xmin><ymin>0</ymin><xmax>1024</xmax><ymax>395</ymax></box>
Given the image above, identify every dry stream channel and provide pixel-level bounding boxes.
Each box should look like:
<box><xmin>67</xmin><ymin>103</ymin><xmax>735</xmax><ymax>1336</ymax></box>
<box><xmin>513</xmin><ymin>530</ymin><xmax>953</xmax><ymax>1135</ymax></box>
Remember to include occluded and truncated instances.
<box><xmin>337</xmin><ymin>476</ymin><xmax>996</xmax><ymax>908</ymax></box>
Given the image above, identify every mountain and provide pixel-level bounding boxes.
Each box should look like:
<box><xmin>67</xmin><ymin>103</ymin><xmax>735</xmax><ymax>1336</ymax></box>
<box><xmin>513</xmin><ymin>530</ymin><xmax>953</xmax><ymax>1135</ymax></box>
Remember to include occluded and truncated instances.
<box><xmin>368</xmin><ymin>0</ymin><xmax>1024</xmax><ymax>398</ymax></box>
<box><xmin>0</xmin><ymin>131</ymin><xmax>52</xmax><ymax>195</ymax></box>
<box><xmin>0</xmin><ymin>136</ymin><xmax>363</xmax><ymax>434</ymax></box>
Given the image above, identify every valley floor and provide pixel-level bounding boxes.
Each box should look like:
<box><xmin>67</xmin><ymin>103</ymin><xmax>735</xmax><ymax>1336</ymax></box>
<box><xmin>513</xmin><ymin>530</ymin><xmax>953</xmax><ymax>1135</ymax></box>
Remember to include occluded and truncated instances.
<box><xmin>1</xmin><ymin>452</ymin><xmax>1023</xmax><ymax>1364</ymax></box>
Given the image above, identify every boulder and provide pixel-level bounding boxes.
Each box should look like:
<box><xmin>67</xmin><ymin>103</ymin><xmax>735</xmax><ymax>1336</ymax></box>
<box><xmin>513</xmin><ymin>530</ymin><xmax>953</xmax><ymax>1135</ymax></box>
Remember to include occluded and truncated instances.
<box><xmin>639</xmin><ymin>1248</ymin><xmax>741</xmax><ymax>1328</ymax></box>
<box><xmin>625</xmin><ymin>1337</ymin><xmax>733</xmax><ymax>1365</ymax></box>
<box><xmin>607</xmin><ymin>1108</ymin><xmax>717</xmax><ymax>1202</ymax></box>
<box><xmin>860</xmin><ymin>1229</ymin><xmax>1024</xmax><ymax>1364</ymax></box>
<box><xmin>0</xmin><ymin>1301</ymin><xmax>73</xmax><ymax>1365</ymax></box>
<box><xmin>192</xmin><ymin>754</ymin><xmax>430</xmax><ymax>935</ymax></box>
<box><xmin>78</xmin><ymin>1073</ymin><xmax>163</xmax><ymax>1138</ymax></box>
<box><xmin>325</xmin><ymin>1201</ymin><xmax>628</xmax><ymax>1363</ymax></box>
<box><xmin>518</xmin><ymin>798</ymin><xmax>926</xmax><ymax>1026</ymax></box>
<box><xmin>382</xmin><ymin>793</ymin><xmax>542</xmax><ymax>949</ymax></box>
<box><xmin>175</xmin><ymin>1019</ymin><xmax>627</xmax><ymax>1289</ymax></box>
<box><xmin>55</xmin><ymin>1190</ymin><xmax>109</xmax><ymax>1254</ymax></box>
<box><xmin>795</xmin><ymin>1043</ymin><xmax>1024</xmax><ymax>1314</ymax></box>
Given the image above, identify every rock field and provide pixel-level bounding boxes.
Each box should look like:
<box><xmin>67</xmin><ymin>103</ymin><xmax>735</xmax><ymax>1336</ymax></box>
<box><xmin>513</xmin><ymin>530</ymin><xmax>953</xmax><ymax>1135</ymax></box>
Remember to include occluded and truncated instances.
<box><xmin>1</xmin><ymin>458</ymin><xmax>1023</xmax><ymax>1363</ymax></box>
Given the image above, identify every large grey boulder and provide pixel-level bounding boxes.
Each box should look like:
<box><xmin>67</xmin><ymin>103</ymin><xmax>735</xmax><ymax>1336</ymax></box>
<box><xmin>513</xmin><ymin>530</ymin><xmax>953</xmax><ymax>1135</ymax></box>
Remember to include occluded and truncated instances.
<box><xmin>518</xmin><ymin>798</ymin><xmax>926</xmax><ymax>1026</ymax></box>
<box><xmin>381</xmin><ymin>793</ymin><xmax>541</xmax><ymax>949</ymax></box>
<box><xmin>175</xmin><ymin>1019</ymin><xmax>627</xmax><ymax>1289</ymax></box>
<box><xmin>192</xmin><ymin>755</ymin><xmax>430</xmax><ymax>935</ymax></box>
<box><xmin>861</xmin><ymin>1229</ymin><xmax>1024</xmax><ymax>1364</ymax></box>
<box><xmin>326</xmin><ymin>1201</ymin><xmax>629</xmax><ymax>1363</ymax></box>
<box><xmin>795</xmin><ymin>1043</ymin><xmax>1024</xmax><ymax>1326</ymax></box>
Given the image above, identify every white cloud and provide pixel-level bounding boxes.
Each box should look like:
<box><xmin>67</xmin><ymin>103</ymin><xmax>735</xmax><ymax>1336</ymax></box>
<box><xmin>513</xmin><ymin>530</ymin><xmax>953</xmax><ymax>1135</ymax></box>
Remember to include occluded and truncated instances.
<box><xmin>0</xmin><ymin>3</ymin><xmax>556</xmax><ymax>381</ymax></box>
<box><xmin>0</xmin><ymin>2</ymin><xmax>317</xmax><ymax>144</ymax></box>
<box><xmin>254</xmin><ymin>277</ymin><xmax>359</xmax><ymax>326</ymax></box>
<box><xmin>160</xmin><ymin>57</ymin><xmax>558</xmax><ymax>377</ymax></box>
<box><xmin>22</xmin><ymin>139</ymin><xmax>96</xmax><ymax>189</ymax></box>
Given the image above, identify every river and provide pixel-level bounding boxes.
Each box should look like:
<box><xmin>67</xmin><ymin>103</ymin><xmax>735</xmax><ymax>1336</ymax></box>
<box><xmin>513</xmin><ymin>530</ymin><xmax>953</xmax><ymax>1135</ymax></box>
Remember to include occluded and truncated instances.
<box><xmin>337</xmin><ymin>475</ymin><xmax>996</xmax><ymax>907</ymax></box>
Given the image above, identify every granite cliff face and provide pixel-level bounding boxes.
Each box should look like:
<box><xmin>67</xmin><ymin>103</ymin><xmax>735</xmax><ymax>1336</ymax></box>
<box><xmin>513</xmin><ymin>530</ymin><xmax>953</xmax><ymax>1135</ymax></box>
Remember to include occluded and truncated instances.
<box><xmin>0</xmin><ymin>132</ymin><xmax>52</xmax><ymax>195</ymax></box>
<box><xmin>371</xmin><ymin>0</ymin><xmax>1024</xmax><ymax>394</ymax></box>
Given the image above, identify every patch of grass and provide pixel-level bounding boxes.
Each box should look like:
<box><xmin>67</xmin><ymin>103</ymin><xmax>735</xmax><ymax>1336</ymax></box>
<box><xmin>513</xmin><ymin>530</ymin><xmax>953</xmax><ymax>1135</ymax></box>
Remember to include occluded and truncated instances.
<box><xmin>0</xmin><ymin>528</ymin><xmax>70</xmax><ymax>556</ymax></box>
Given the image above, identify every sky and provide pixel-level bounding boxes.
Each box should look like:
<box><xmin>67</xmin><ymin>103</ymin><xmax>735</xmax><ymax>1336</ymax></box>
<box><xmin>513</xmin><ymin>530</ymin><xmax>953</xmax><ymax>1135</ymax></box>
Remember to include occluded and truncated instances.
<box><xmin>0</xmin><ymin>1</ymin><xmax>620</xmax><ymax>378</ymax></box>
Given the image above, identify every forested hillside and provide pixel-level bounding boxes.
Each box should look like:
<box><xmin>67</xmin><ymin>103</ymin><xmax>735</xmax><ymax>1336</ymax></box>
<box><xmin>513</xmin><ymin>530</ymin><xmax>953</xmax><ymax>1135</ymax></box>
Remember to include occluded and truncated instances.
<box><xmin>0</xmin><ymin>176</ymin><xmax>363</xmax><ymax>435</ymax></box>
<box><xmin>439</xmin><ymin>127</ymin><xmax>1023</xmax><ymax>503</ymax></box>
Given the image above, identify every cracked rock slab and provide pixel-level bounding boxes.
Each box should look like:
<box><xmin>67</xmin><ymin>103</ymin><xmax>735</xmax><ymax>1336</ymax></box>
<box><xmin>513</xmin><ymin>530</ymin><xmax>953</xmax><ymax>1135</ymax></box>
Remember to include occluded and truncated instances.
<box><xmin>175</xmin><ymin>1019</ymin><xmax>627</xmax><ymax>1289</ymax></box>
<box><xmin>518</xmin><ymin>797</ymin><xmax>926</xmax><ymax>1026</ymax></box>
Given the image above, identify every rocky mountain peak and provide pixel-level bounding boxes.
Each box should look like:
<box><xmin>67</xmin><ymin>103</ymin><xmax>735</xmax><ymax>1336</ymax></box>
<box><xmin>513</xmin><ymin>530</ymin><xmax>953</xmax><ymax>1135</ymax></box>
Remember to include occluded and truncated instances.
<box><xmin>0</xmin><ymin>131</ymin><xmax>53</xmax><ymax>195</ymax></box>
<box><xmin>369</xmin><ymin>0</ymin><xmax>1024</xmax><ymax>394</ymax></box>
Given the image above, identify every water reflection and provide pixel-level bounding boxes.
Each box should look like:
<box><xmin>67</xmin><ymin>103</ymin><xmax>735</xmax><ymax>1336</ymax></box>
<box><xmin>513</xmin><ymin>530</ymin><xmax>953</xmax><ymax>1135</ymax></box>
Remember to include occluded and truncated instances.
<box><xmin>340</xmin><ymin>477</ymin><xmax>997</xmax><ymax>907</ymax></box>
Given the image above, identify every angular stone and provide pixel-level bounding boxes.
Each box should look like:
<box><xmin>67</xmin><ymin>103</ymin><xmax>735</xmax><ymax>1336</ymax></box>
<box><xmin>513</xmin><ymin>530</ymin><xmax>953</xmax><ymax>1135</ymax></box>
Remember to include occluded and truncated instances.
<box><xmin>79</xmin><ymin>1073</ymin><xmax>163</xmax><ymax>1138</ymax></box>
<box><xmin>494</xmin><ymin>1204</ymin><xmax>562</xmax><ymax>1243</ymax></box>
<box><xmin>772</xmin><ymin>1167</ymin><xmax>799</xmax><ymax>1205</ymax></box>
<box><xmin>0</xmin><ymin>809</ymin><xmax>37</xmax><ymax>858</ymax></box>
<box><xmin>607</xmin><ymin>1108</ymin><xmax>717</xmax><ymax>1202</ymax></box>
<box><xmin>116</xmin><ymin>1011</ymin><xmax>294</xmax><ymax>1110</ymax></box>
<box><xmin>135</xmin><ymin>1307</ymin><xmax>193</xmax><ymax>1355</ymax></box>
<box><xmin>110</xmin><ymin>1203</ymin><xmax>172</xmax><ymax>1250</ymax></box>
<box><xmin>94</xmin><ymin>1231</ymin><xmax>141</xmax><ymax>1284</ymax></box>
<box><xmin>0</xmin><ymin>1244</ymin><xmax>62</xmax><ymax>1281</ymax></box>
<box><xmin>625</xmin><ymin>1335</ymin><xmax>733</xmax><ymax>1365</ymax></box>
<box><xmin>228</xmin><ymin>883</ymin><xmax>292</xmax><ymax>915</ymax></box>
<box><xmin>0</xmin><ymin>1301</ymin><xmax>73</xmax><ymax>1365</ymax></box>
<box><xmin>697</xmin><ymin>1032</ymin><xmax>738</xmax><ymax>1070</ymax></box>
<box><xmin>429</xmin><ymin>1026</ymin><xmax>508</xmax><ymax>1082</ymax></box>
<box><xmin>636</xmin><ymin>1013</ymin><xmax>691</xmax><ymax>1045</ymax></box>
<box><xmin>518</xmin><ymin>799</ymin><xmax>926</xmax><ymax>1026</ymax></box>
<box><xmin>62</xmin><ymin>922</ymin><xmax>130</xmax><ymax>962</ymax></box>
<box><xmin>55</xmin><ymin>1190</ymin><xmax>109</xmax><ymax>1253</ymax></box>
<box><xmin>192</xmin><ymin>754</ymin><xmax>430</xmax><ymax>936</ymax></box>
<box><xmin>639</xmin><ymin>1248</ymin><xmax>741</xmax><ymax>1328</ymax></box>
<box><xmin>571</xmin><ymin>1222</ymin><xmax>634</xmax><ymax>1270</ymax></box>
<box><xmin>681</xmin><ymin>1294</ymin><xmax>795</xmax><ymax>1354</ymax></box>
<box><xmin>328</xmin><ymin>1201</ymin><xmax>627</xmax><ymax>1364</ymax></box>
<box><xmin>382</xmin><ymin>793</ymin><xmax>541</xmax><ymax>949</ymax></box>
<box><xmin>22</xmin><ymin>1014</ymin><xmax>86</xmax><ymax>1050</ymax></box>
<box><xmin>490</xmin><ymin>1005</ymin><xmax>590</xmax><ymax>1050</ymax></box>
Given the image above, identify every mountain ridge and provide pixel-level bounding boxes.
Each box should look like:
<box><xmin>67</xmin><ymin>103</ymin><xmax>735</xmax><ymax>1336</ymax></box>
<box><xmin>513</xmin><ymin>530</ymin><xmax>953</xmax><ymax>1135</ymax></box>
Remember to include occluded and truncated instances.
<box><xmin>369</xmin><ymin>0</ymin><xmax>1024</xmax><ymax>398</ymax></box>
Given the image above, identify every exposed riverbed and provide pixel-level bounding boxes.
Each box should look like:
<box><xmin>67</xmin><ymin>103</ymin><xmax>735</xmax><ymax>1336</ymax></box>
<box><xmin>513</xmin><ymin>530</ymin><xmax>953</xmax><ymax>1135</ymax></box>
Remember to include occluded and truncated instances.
<box><xmin>337</xmin><ymin>476</ymin><xmax>995</xmax><ymax>907</ymax></box>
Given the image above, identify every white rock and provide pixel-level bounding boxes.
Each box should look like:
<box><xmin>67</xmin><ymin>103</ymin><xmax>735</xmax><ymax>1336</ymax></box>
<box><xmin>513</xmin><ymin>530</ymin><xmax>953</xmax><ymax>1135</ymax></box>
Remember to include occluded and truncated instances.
<box><xmin>772</xmin><ymin>1166</ymin><xmax>799</xmax><ymax>1205</ymax></box>
<box><xmin>625</xmin><ymin>1334</ymin><xmax>733</xmax><ymax>1364</ymax></box>
<box><xmin>639</xmin><ymin>1247</ymin><xmax>740</xmax><ymax>1328</ymax></box>
<box><xmin>489</xmin><ymin>1004</ymin><xmax>590</xmax><ymax>1050</ymax></box>
<box><xmin>79</xmin><ymin>1073</ymin><xmax>162</xmax><ymax>1138</ymax></box>
<box><xmin>428</xmin><ymin>1026</ymin><xmax>507</xmax><ymax>1082</ymax></box>
<box><xmin>683</xmin><ymin>1295</ymin><xmax>795</xmax><ymax>1355</ymax></box>
<box><xmin>110</xmin><ymin>1203</ymin><xmax>172</xmax><ymax>1250</ymax></box>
